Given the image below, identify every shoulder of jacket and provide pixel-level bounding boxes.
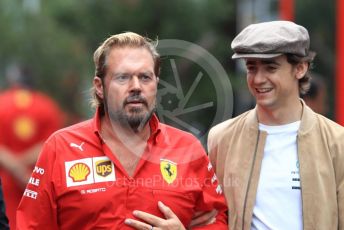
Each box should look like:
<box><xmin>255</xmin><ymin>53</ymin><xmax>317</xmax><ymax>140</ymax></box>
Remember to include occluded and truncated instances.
<box><xmin>209</xmin><ymin>110</ymin><xmax>252</xmax><ymax>138</ymax></box>
<box><xmin>314</xmin><ymin>114</ymin><xmax>344</xmax><ymax>139</ymax></box>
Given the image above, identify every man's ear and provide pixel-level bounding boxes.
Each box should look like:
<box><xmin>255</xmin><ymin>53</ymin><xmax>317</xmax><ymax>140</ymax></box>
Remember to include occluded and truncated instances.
<box><xmin>295</xmin><ymin>62</ymin><xmax>309</xmax><ymax>80</ymax></box>
<box><xmin>93</xmin><ymin>76</ymin><xmax>104</xmax><ymax>98</ymax></box>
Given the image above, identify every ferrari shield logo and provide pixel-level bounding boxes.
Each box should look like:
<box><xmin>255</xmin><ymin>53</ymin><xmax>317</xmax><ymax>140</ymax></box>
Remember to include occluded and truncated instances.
<box><xmin>160</xmin><ymin>159</ymin><xmax>177</xmax><ymax>184</ymax></box>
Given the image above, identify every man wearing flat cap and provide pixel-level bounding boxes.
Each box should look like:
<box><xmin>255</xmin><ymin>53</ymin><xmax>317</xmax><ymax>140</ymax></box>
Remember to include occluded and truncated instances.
<box><xmin>208</xmin><ymin>21</ymin><xmax>344</xmax><ymax>230</ymax></box>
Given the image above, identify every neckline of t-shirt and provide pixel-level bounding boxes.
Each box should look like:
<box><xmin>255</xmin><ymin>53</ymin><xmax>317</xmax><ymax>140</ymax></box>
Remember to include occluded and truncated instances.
<box><xmin>259</xmin><ymin>120</ymin><xmax>301</xmax><ymax>134</ymax></box>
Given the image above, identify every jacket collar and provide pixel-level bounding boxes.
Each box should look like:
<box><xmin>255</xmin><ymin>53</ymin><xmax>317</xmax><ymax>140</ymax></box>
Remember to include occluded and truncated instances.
<box><xmin>298</xmin><ymin>99</ymin><xmax>316</xmax><ymax>135</ymax></box>
<box><xmin>246</xmin><ymin>99</ymin><xmax>315</xmax><ymax>135</ymax></box>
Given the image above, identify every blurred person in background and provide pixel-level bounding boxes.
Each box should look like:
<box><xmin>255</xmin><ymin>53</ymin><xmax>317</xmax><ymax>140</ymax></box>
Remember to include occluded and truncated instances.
<box><xmin>208</xmin><ymin>21</ymin><xmax>344</xmax><ymax>230</ymax></box>
<box><xmin>16</xmin><ymin>32</ymin><xmax>228</xmax><ymax>229</ymax></box>
<box><xmin>301</xmin><ymin>73</ymin><xmax>329</xmax><ymax>115</ymax></box>
<box><xmin>0</xmin><ymin>63</ymin><xmax>65</xmax><ymax>229</ymax></box>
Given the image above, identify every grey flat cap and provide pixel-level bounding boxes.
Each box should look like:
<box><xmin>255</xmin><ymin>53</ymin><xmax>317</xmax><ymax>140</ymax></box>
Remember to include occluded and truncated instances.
<box><xmin>231</xmin><ymin>21</ymin><xmax>310</xmax><ymax>59</ymax></box>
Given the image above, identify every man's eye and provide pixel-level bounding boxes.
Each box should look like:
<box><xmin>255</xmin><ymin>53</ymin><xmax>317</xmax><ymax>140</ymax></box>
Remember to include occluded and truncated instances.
<box><xmin>115</xmin><ymin>75</ymin><xmax>130</xmax><ymax>83</ymax></box>
<box><xmin>267</xmin><ymin>66</ymin><xmax>277</xmax><ymax>72</ymax></box>
<box><xmin>247</xmin><ymin>66</ymin><xmax>256</xmax><ymax>73</ymax></box>
<box><xmin>139</xmin><ymin>74</ymin><xmax>153</xmax><ymax>82</ymax></box>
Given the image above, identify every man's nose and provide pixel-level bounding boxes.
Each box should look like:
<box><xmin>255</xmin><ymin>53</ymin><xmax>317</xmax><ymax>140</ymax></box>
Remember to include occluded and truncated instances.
<box><xmin>253</xmin><ymin>70</ymin><xmax>267</xmax><ymax>84</ymax></box>
<box><xmin>128</xmin><ymin>76</ymin><xmax>142</xmax><ymax>91</ymax></box>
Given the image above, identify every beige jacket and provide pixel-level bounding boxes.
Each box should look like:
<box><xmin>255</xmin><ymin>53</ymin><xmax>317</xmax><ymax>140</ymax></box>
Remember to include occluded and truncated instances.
<box><xmin>208</xmin><ymin>102</ymin><xmax>344</xmax><ymax>230</ymax></box>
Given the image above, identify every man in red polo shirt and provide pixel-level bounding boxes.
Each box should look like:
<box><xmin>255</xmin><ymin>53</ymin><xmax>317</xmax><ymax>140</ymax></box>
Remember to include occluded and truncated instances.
<box><xmin>16</xmin><ymin>32</ymin><xmax>228</xmax><ymax>229</ymax></box>
<box><xmin>0</xmin><ymin>65</ymin><xmax>64</xmax><ymax>229</ymax></box>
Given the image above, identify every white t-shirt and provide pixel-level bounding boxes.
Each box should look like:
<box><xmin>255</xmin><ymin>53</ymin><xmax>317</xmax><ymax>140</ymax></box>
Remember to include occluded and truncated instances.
<box><xmin>251</xmin><ymin>121</ymin><xmax>302</xmax><ymax>230</ymax></box>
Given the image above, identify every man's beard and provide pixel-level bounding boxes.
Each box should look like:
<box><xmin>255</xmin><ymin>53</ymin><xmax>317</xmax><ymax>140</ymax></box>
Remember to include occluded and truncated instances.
<box><xmin>104</xmin><ymin>94</ymin><xmax>155</xmax><ymax>133</ymax></box>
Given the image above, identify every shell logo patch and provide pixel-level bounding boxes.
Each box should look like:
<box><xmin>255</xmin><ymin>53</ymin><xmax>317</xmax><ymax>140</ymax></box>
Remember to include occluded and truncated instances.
<box><xmin>65</xmin><ymin>158</ymin><xmax>94</xmax><ymax>187</ymax></box>
<box><xmin>69</xmin><ymin>163</ymin><xmax>90</xmax><ymax>182</ymax></box>
<box><xmin>13</xmin><ymin>116</ymin><xmax>36</xmax><ymax>140</ymax></box>
<box><xmin>160</xmin><ymin>159</ymin><xmax>177</xmax><ymax>184</ymax></box>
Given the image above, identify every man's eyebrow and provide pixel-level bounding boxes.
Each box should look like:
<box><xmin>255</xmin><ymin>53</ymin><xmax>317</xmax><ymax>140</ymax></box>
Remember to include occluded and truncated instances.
<box><xmin>246</xmin><ymin>60</ymin><xmax>256</xmax><ymax>66</ymax></box>
<box><xmin>245</xmin><ymin>59</ymin><xmax>281</xmax><ymax>66</ymax></box>
<box><xmin>139</xmin><ymin>71</ymin><xmax>154</xmax><ymax>75</ymax></box>
<box><xmin>111</xmin><ymin>71</ymin><xmax>154</xmax><ymax>77</ymax></box>
<box><xmin>261</xmin><ymin>59</ymin><xmax>281</xmax><ymax>66</ymax></box>
<box><xmin>111</xmin><ymin>72</ymin><xmax>128</xmax><ymax>77</ymax></box>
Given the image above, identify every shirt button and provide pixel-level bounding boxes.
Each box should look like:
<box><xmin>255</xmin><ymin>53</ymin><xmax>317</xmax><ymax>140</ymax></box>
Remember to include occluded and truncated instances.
<box><xmin>127</xmin><ymin>178</ymin><xmax>135</xmax><ymax>189</ymax></box>
<box><xmin>128</xmin><ymin>178</ymin><xmax>135</xmax><ymax>185</ymax></box>
<box><xmin>128</xmin><ymin>187</ymin><xmax>136</xmax><ymax>195</ymax></box>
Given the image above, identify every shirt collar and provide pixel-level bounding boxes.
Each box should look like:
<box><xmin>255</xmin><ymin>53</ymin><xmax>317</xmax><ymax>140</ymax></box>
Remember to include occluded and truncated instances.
<box><xmin>148</xmin><ymin>113</ymin><xmax>161</xmax><ymax>143</ymax></box>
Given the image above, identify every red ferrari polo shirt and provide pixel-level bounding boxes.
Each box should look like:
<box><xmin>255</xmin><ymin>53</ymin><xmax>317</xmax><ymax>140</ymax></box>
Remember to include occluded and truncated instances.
<box><xmin>16</xmin><ymin>109</ymin><xmax>228</xmax><ymax>229</ymax></box>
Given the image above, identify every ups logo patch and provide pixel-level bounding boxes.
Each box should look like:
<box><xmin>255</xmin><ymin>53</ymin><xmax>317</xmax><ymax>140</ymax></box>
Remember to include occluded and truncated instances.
<box><xmin>95</xmin><ymin>160</ymin><xmax>113</xmax><ymax>177</ymax></box>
